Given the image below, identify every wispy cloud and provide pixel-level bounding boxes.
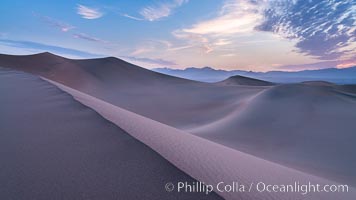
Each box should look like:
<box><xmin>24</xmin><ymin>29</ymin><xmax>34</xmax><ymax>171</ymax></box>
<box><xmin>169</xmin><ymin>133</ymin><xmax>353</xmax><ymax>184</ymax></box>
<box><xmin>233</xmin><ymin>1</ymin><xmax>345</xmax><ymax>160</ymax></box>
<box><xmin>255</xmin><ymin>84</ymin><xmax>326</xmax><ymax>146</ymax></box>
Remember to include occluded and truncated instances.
<box><xmin>121</xmin><ymin>13</ymin><xmax>144</xmax><ymax>21</ymax></box>
<box><xmin>34</xmin><ymin>13</ymin><xmax>108</xmax><ymax>44</ymax></box>
<box><xmin>172</xmin><ymin>0</ymin><xmax>265</xmax><ymax>54</ymax></box>
<box><xmin>121</xmin><ymin>56</ymin><xmax>177</xmax><ymax>66</ymax></box>
<box><xmin>182</xmin><ymin>0</ymin><xmax>265</xmax><ymax>35</ymax></box>
<box><xmin>34</xmin><ymin>13</ymin><xmax>75</xmax><ymax>32</ymax></box>
<box><xmin>0</xmin><ymin>39</ymin><xmax>103</xmax><ymax>58</ymax></box>
<box><xmin>214</xmin><ymin>39</ymin><xmax>232</xmax><ymax>46</ymax></box>
<box><xmin>139</xmin><ymin>0</ymin><xmax>188</xmax><ymax>21</ymax></box>
<box><xmin>172</xmin><ymin>31</ymin><xmax>214</xmax><ymax>53</ymax></box>
<box><xmin>73</xmin><ymin>33</ymin><xmax>108</xmax><ymax>43</ymax></box>
<box><xmin>130</xmin><ymin>47</ymin><xmax>153</xmax><ymax>56</ymax></box>
<box><xmin>168</xmin><ymin>45</ymin><xmax>194</xmax><ymax>51</ymax></box>
<box><xmin>129</xmin><ymin>40</ymin><xmax>170</xmax><ymax>56</ymax></box>
<box><xmin>203</xmin><ymin>44</ymin><xmax>213</xmax><ymax>53</ymax></box>
<box><xmin>277</xmin><ymin>57</ymin><xmax>356</xmax><ymax>71</ymax></box>
<box><xmin>77</xmin><ymin>4</ymin><xmax>103</xmax><ymax>19</ymax></box>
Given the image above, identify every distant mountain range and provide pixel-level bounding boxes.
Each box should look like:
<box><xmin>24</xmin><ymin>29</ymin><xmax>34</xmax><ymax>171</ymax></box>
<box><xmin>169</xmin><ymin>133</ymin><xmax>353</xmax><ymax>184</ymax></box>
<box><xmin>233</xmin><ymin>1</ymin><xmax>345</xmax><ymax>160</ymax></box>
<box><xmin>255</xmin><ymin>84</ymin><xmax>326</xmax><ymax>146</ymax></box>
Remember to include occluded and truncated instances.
<box><xmin>153</xmin><ymin>66</ymin><xmax>356</xmax><ymax>84</ymax></box>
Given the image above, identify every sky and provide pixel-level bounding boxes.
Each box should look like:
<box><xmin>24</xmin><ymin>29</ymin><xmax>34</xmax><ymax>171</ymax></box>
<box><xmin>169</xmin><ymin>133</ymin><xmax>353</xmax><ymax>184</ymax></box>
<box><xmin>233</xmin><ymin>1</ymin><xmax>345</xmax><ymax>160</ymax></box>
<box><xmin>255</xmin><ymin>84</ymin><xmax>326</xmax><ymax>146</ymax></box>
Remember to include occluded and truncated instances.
<box><xmin>0</xmin><ymin>0</ymin><xmax>355</xmax><ymax>71</ymax></box>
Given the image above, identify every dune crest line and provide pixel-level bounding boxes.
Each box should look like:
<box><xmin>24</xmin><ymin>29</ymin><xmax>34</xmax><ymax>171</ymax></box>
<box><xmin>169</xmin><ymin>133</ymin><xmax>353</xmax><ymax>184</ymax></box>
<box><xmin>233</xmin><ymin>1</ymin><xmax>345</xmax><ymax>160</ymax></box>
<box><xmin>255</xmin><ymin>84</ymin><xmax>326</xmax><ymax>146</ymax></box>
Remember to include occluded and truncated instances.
<box><xmin>44</xmin><ymin>78</ymin><xmax>356</xmax><ymax>200</ymax></box>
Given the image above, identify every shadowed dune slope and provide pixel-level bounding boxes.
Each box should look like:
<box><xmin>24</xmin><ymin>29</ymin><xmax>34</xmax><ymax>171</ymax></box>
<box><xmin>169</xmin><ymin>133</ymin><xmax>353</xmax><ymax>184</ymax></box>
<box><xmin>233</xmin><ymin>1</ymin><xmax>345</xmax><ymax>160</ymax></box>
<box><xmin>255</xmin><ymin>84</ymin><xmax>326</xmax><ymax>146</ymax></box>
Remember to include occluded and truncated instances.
<box><xmin>0</xmin><ymin>53</ymin><xmax>267</xmax><ymax>128</ymax></box>
<box><xmin>189</xmin><ymin>83</ymin><xmax>356</xmax><ymax>186</ymax></box>
<box><xmin>0</xmin><ymin>69</ymin><xmax>223</xmax><ymax>200</ymax></box>
<box><xmin>216</xmin><ymin>75</ymin><xmax>274</xmax><ymax>86</ymax></box>
<box><xmin>49</xmin><ymin>78</ymin><xmax>356</xmax><ymax>200</ymax></box>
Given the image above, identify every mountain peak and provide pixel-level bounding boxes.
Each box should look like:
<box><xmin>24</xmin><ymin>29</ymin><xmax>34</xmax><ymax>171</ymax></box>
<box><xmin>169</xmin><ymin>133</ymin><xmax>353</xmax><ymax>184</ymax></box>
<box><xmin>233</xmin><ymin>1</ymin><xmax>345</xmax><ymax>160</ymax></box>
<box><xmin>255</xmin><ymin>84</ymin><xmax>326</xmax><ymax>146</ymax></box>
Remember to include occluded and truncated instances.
<box><xmin>185</xmin><ymin>66</ymin><xmax>215</xmax><ymax>71</ymax></box>
<box><xmin>202</xmin><ymin>66</ymin><xmax>214</xmax><ymax>70</ymax></box>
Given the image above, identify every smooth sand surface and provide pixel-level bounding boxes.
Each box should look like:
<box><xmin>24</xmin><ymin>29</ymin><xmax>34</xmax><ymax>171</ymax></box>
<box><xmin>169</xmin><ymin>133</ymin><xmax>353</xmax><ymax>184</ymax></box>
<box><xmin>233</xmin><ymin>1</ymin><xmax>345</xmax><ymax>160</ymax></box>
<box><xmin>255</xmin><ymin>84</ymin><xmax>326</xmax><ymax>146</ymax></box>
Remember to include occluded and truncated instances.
<box><xmin>0</xmin><ymin>69</ymin><xmax>222</xmax><ymax>200</ymax></box>
<box><xmin>189</xmin><ymin>83</ymin><xmax>356</xmax><ymax>186</ymax></box>
<box><xmin>49</xmin><ymin>78</ymin><xmax>356</xmax><ymax>200</ymax></box>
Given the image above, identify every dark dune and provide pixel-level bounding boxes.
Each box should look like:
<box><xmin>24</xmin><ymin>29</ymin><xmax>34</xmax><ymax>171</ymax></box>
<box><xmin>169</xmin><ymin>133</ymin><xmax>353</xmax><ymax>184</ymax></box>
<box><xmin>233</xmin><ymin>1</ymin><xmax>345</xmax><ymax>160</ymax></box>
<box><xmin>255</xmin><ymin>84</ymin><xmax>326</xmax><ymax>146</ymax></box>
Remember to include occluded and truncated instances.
<box><xmin>0</xmin><ymin>68</ymin><xmax>222</xmax><ymax>200</ymax></box>
<box><xmin>216</xmin><ymin>75</ymin><xmax>274</xmax><ymax>86</ymax></box>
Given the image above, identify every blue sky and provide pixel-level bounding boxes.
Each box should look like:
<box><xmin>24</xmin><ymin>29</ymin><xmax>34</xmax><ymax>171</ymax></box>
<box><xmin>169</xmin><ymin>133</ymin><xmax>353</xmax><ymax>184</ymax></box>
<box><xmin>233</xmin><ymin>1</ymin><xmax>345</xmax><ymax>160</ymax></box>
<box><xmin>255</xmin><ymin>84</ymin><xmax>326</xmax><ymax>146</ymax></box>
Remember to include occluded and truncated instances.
<box><xmin>0</xmin><ymin>0</ymin><xmax>355</xmax><ymax>71</ymax></box>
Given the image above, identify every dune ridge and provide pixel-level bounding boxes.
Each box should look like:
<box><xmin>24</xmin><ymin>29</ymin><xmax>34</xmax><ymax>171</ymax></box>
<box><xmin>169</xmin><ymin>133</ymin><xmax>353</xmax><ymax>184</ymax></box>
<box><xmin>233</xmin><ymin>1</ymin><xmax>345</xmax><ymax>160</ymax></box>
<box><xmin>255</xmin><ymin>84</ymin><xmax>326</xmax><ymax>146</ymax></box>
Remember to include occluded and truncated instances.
<box><xmin>46</xmin><ymin>78</ymin><xmax>356</xmax><ymax>200</ymax></box>
<box><xmin>0</xmin><ymin>53</ymin><xmax>268</xmax><ymax>128</ymax></box>
<box><xmin>0</xmin><ymin>68</ymin><xmax>223</xmax><ymax>200</ymax></box>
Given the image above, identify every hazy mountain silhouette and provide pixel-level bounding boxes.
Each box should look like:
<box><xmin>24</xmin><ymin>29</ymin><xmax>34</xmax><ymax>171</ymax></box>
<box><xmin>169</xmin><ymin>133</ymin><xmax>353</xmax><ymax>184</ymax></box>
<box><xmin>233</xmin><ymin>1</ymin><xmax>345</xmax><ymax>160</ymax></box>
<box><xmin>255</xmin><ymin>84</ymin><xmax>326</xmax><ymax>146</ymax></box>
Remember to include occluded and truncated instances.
<box><xmin>154</xmin><ymin>66</ymin><xmax>356</xmax><ymax>84</ymax></box>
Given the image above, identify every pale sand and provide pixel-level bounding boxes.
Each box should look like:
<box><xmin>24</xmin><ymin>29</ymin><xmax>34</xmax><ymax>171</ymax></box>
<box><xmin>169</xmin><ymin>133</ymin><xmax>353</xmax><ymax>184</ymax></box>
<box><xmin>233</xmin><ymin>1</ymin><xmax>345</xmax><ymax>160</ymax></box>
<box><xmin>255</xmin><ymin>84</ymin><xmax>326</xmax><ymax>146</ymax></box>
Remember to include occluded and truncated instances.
<box><xmin>0</xmin><ymin>69</ymin><xmax>222</xmax><ymax>200</ymax></box>
<box><xmin>48</xmin><ymin>78</ymin><xmax>356</xmax><ymax>200</ymax></box>
<box><xmin>188</xmin><ymin>83</ymin><xmax>356</xmax><ymax>186</ymax></box>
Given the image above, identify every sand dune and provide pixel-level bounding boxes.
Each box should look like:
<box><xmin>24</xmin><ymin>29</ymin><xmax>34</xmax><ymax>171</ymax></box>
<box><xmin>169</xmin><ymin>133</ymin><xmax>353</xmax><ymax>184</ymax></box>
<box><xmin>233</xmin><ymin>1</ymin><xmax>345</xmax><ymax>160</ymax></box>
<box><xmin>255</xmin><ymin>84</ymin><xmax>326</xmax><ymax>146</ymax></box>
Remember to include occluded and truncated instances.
<box><xmin>0</xmin><ymin>68</ymin><xmax>222</xmax><ymax>200</ymax></box>
<box><xmin>0</xmin><ymin>52</ymin><xmax>267</xmax><ymax>128</ymax></box>
<box><xmin>189</xmin><ymin>83</ymin><xmax>356</xmax><ymax>186</ymax></box>
<box><xmin>2</xmin><ymin>53</ymin><xmax>356</xmax><ymax>199</ymax></box>
<box><xmin>216</xmin><ymin>75</ymin><xmax>274</xmax><ymax>86</ymax></box>
<box><xmin>48</xmin><ymin>78</ymin><xmax>356</xmax><ymax>200</ymax></box>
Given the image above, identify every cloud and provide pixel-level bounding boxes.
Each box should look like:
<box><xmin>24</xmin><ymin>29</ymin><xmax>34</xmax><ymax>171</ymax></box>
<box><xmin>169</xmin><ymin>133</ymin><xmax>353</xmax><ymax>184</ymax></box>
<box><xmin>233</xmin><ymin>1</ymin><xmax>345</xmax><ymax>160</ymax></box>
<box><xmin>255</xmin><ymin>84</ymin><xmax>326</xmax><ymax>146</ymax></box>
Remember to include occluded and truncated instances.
<box><xmin>121</xmin><ymin>56</ymin><xmax>177</xmax><ymax>66</ymax></box>
<box><xmin>172</xmin><ymin>0</ymin><xmax>355</xmax><ymax>59</ymax></box>
<box><xmin>130</xmin><ymin>47</ymin><xmax>153</xmax><ymax>56</ymax></box>
<box><xmin>33</xmin><ymin>13</ymin><xmax>108</xmax><ymax>44</ymax></box>
<box><xmin>172</xmin><ymin>0</ymin><xmax>265</xmax><ymax>54</ymax></box>
<box><xmin>172</xmin><ymin>31</ymin><xmax>214</xmax><ymax>53</ymax></box>
<box><xmin>129</xmin><ymin>40</ymin><xmax>172</xmax><ymax>56</ymax></box>
<box><xmin>0</xmin><ymin>39</ymin><xmax>103</xmax><ymax>58</ymax></box>
<box><xmin>77</xmin><ymin>4</ymin><xmax>103</xmax><ymax>19</ymax></box>
<box><xmin>214</xmin><ymin>39</ymin><xmax>232</xmax><ymax>46</ymax></box>
<box><xmin>34</xmin><ymin>13</ymin><xmax>74</xmax><ymax>32</ymax></box>
<box><xmin>277</xmin><ymin>57</ymin><xmax>356</xmax><ymax>71</ymax></box>
<box><xmin>73</xmin><ymin>33</ymin><xmax>108</xmax><ymax>43</ymax></box>
<box><xmin>140</xmin><ymin>0</ymin><xmax>188</xmax><ymax>21</ymax></box>
<box><xmin>337</xmin><ymin>61</ymin><xmax>356</xmax><ymax>69</ymax></box>
<box><xmin>121</xmin><ymin>13</ymin><xmax>144</xmax><ymax>21</ymax></box>
<box><xmin>182</xmin><ymin>0</ymin><xmax>265</xmax><ymax>35</ymax></box>
<box><xmin>168</xmin><ymin>44</ymin><xmax>194</xmax><ymax>51</ymax></box>
<box><xmin>256</xmin><ymin>0</ymin><xmax>356</xmax><ymax>60</ymax></box>
<box><xmin>203</xmin><ymin>44</ymin><xmax>213</xmax><ymax>53</ymax></box>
